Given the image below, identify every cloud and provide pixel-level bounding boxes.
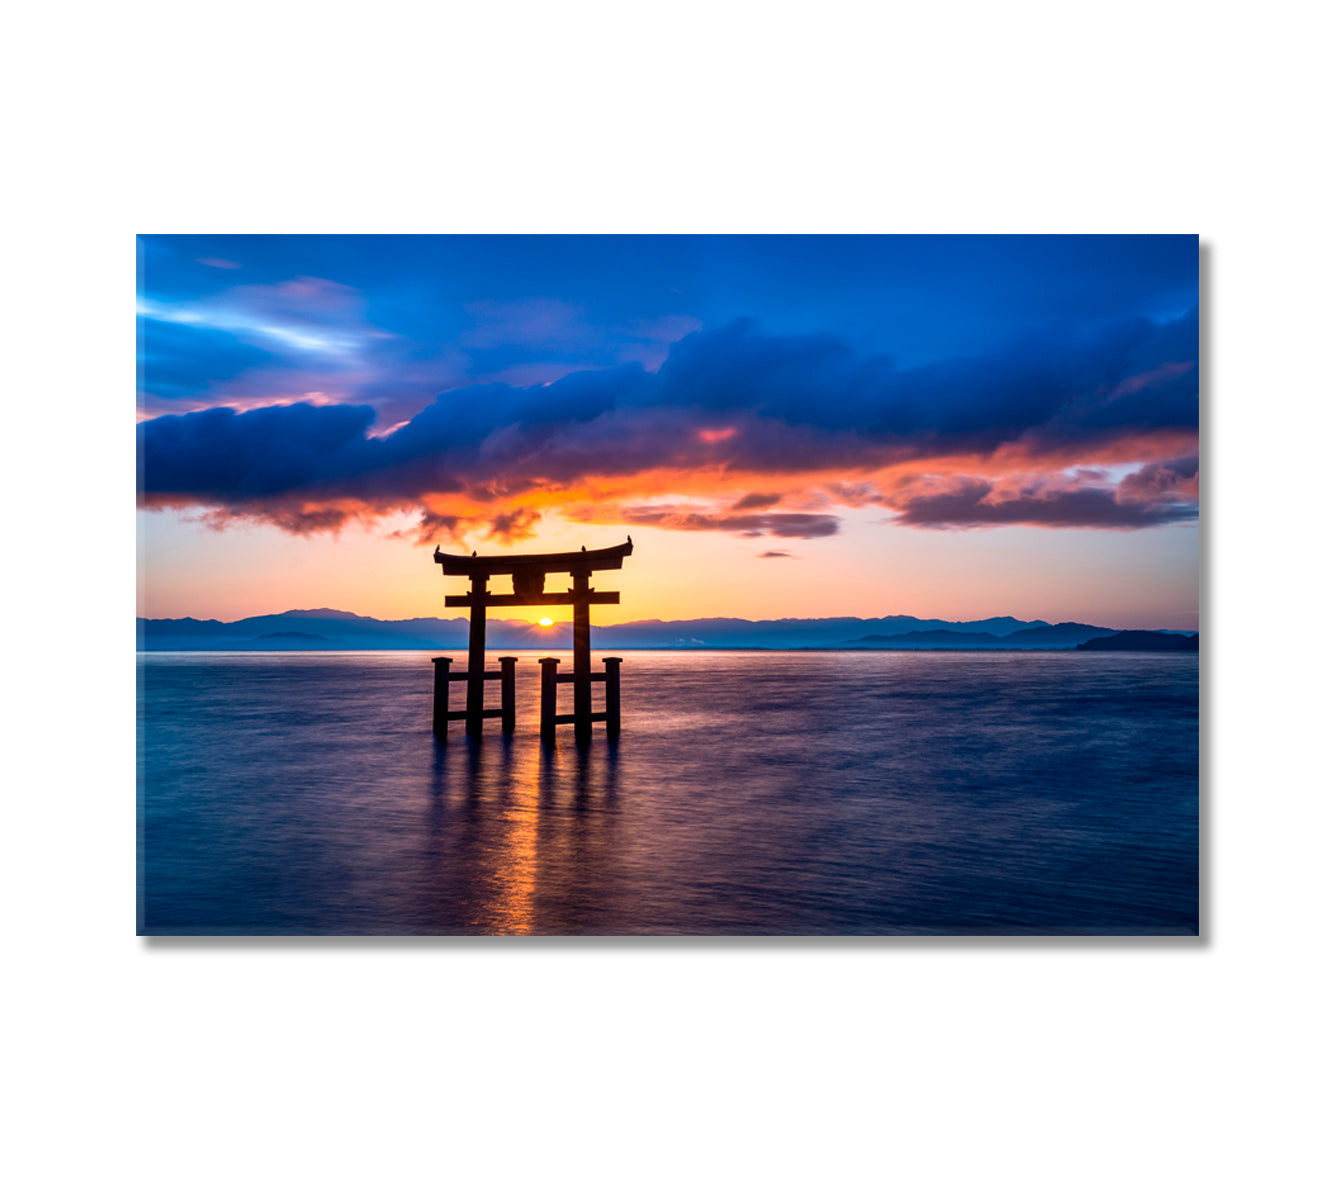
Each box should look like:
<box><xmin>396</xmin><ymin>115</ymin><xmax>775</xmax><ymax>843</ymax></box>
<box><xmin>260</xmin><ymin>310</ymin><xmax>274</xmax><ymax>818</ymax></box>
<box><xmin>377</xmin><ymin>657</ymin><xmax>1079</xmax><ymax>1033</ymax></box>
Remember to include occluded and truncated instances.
<box><xmin>758</xmin><ymin>550</ymin><xmax>794</xmax><ymax>558</ymax></box>
<box><xmin>139</xmin><ymin>277</ymin><xmax>372</xmax><ymax>358</ymax></box>
<box><xmin>887</xmin><ymin>470</ymin><xmax>1199</xmax><ymax>529</ymax></box>
<box><xmin>139</xmin><ymin>313</ymin><xmax>1198</xmax><ymax>540</ymax></box>
<box><xmin>402</xmin><ymin>512</ymin><xmax>461</xmax><ymax>542</ymax></box>
<box><xmin>488</xmin><ymin>507</ymin><xmax>542</xmax><ymax>543</ymax></box>
<box><xmin>732</xmin><ymin>492</ymin><xmax>783</xmax><ymax>511</ymax></box>
<box><xmin>1115</xmin><ymin>455</ymin><xmax>1199</xmax><ymax>504</ymax></box>
<box><xmin>617</xmin><ymin>508</ymin><xmax>841</xmax><ymax>538</ymax></box>
<box><xmin>140</xmin><ymin>404</ymin><xmax>387</xmax><ymax>499</ymax></box>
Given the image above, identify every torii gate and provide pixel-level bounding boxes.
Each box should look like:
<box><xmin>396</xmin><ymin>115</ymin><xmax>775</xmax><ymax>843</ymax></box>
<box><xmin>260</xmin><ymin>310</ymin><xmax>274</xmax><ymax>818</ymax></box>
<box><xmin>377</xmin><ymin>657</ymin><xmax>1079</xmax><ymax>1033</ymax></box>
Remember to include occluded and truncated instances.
<box><xmin>431</xmin><ymin>538</ymin><xmax>632</xmax><ymax>740</ymax></box>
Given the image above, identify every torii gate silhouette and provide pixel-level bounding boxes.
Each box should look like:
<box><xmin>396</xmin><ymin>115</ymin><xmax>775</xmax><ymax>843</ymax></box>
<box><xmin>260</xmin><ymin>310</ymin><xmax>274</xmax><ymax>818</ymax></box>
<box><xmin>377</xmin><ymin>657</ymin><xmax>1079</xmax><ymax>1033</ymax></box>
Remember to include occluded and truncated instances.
<box><xmin>431</xmin><ymin>538</ymin><xmax>632</xmax><ymax>740</ymax></box>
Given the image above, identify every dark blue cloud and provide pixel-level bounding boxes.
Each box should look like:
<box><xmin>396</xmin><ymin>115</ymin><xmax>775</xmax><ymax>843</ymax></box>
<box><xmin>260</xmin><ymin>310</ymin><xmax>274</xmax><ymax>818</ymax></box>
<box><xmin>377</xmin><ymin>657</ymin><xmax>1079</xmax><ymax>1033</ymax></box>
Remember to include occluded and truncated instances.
<box><xmin>141</xmin><ymin>404</ymin><xmax>383</xmax><ymax>498</ymax></box>
<box><xmin>639</xmin><ymin>311</ymin><xmax>1200</xmax><ymax>458</ymax></box>
<box><xmin>139</xmin><ymin>309</ymin><xmax>1198</xmax><ymax>536</ymax></box>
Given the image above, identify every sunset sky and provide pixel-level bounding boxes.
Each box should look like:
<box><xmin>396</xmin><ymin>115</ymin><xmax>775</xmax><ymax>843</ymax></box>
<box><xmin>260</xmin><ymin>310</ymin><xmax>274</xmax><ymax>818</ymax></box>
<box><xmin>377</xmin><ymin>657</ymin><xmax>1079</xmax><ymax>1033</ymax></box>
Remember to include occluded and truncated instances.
<box><xmin>137</xmin><ymin>235</ymin><xmax>1199</xmax><ymax>628</ymax></box>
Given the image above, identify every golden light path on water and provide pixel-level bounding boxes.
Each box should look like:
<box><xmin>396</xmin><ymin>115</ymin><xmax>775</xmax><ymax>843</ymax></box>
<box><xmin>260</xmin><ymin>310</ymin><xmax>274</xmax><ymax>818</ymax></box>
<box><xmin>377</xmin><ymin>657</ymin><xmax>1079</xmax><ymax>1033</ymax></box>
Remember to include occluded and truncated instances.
<box><xmin>492</xmin><ymin>769</ymin><xmax>540</xmax><ymax>937</ymax></box>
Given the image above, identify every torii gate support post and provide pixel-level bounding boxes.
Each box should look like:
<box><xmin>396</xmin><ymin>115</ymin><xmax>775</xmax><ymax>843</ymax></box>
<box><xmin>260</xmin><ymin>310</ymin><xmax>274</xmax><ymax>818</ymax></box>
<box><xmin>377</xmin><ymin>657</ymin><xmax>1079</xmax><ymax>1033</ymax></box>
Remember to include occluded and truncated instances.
<box><xmin>499</xmin><ymin>657</ymin><xmax>517</xmax><ymax>732</ymax></box>
<box><xmin>603</xmin><ymin>657</ymin><xmax>622</xmax><ymax>737</ymax></box>
<box><xmin>432</xmin><ymin>656</ymin><xmax>452</xmax><ymax>738</ymax></box>
<box><xmin>539</xmin><ymin>657</ymin><xmax>559</xmax><ymax>740</ymax></box>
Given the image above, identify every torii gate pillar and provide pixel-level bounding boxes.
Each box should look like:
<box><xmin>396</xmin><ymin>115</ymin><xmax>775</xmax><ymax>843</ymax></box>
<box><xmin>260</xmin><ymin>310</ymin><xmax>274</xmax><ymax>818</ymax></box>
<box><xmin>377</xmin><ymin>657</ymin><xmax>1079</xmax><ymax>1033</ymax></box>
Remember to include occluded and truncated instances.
<box><xmin>571</xmin><ymin>568</ymin><xmax>593</xmax><ymax>735</ymax></box>
<box><xmin>466</xmin><ymin>572</ymin><xmax>490</xmax><ymax>737</ymax></box>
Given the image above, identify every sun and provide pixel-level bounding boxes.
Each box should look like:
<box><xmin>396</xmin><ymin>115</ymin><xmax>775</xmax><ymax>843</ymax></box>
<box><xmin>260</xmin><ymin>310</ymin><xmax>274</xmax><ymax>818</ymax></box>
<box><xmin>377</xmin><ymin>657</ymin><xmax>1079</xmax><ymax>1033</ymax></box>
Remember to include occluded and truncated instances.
<box><xmin>537</xmin><ymin>617</ymin><xmax>554</xmax><ymax>627</ymax></box>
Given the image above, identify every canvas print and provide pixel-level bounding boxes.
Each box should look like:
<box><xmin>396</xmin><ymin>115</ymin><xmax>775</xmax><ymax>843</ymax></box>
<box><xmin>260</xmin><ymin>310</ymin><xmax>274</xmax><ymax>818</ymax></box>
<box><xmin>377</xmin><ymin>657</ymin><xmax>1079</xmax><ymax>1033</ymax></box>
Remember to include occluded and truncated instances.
<box><xmin>137</xmin><ymin>234</ymin><xmax>1199</xmax><ymax>935</ymax></box>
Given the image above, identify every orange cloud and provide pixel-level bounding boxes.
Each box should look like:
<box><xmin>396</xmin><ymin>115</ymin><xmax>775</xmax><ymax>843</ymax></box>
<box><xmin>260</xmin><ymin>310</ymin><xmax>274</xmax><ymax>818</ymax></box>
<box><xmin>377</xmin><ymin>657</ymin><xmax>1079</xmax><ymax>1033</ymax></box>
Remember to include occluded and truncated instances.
<box><xmin>139</xmin><ymin>315</ymin><xmax>1199</xmax><ymax>542</ymax></box>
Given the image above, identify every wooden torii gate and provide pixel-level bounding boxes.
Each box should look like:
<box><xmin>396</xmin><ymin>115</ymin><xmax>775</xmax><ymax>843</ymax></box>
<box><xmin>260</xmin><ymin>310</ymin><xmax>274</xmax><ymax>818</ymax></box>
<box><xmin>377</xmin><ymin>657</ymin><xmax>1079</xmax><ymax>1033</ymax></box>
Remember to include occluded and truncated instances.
<box><xmin>431</xmin><ymin>539</ymin><xmax>632</xmax><ymax>740</ymax></box>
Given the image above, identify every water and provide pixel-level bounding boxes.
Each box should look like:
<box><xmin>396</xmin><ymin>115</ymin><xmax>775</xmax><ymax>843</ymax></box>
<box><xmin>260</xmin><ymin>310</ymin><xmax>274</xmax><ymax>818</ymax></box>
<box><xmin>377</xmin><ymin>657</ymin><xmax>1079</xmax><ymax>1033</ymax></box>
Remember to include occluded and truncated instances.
<box><xmin>138</xmin><ymin>651</ymin><xmax>1198</xmax><ymax>935</ymax></box>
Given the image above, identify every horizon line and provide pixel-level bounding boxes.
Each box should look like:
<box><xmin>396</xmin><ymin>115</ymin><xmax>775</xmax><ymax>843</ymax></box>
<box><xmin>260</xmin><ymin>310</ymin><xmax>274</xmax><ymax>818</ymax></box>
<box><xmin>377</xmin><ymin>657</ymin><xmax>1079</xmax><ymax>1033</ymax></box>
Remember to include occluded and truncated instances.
<box><xmin>136</xmin><ymin>607</ymin><xmax>1200</xmax><ymax>632</ymax></box>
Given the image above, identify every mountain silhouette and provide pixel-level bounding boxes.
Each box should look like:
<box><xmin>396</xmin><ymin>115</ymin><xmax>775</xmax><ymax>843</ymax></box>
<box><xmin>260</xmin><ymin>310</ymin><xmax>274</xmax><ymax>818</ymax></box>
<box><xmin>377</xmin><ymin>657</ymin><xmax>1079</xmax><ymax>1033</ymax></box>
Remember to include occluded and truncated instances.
<box><xmin>1076</xmin><ymin>631</ymin><xmax>1199</xmax><ymax>652</ymax></box>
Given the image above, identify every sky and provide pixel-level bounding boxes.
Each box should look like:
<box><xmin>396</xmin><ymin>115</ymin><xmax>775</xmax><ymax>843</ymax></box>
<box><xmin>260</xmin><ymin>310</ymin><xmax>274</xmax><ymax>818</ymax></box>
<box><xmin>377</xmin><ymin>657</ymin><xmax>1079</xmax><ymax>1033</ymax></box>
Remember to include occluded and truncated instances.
<box><xmin>137</xmin><ymin>235</ymin><xmax>1199</xmax><ymax>628</ymax></box>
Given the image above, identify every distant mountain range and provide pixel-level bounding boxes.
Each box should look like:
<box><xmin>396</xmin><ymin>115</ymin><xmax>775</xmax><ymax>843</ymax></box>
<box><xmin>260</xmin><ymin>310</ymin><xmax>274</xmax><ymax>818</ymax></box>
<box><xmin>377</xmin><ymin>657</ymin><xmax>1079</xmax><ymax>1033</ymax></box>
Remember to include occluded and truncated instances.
<box><xmin>1077</xmin><ymin>630</ymin><xmax>1200</xmax><ymax>652</ymax></box>
<box><xmin>137</xmin><ymin>609</ymin><xmax>1199</xmax><ymax>652</ymax></box>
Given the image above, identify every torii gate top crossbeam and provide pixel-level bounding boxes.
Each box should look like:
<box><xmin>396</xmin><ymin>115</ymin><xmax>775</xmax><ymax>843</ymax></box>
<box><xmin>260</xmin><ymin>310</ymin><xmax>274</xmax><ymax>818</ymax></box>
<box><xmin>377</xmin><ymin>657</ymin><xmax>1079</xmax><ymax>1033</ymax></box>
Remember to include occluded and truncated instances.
<box><xmin>435</xmin><ymin>538</ymin><xmax>632</xmax><ymax>606</ymax></box>
<box><xmin>433</xmin><ymin>539</ymin><xmax>632</xmax><ymax>578</ymax></box>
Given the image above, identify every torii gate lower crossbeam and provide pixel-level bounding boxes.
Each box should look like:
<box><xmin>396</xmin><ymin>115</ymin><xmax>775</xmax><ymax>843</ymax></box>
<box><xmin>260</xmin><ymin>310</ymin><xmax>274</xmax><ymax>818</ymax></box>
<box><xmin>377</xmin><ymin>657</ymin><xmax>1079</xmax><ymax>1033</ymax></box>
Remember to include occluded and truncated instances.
<box><xmin>432</xmin><ymin>539</ymin><xmax>632</xmax><ymax>740</ymax></box>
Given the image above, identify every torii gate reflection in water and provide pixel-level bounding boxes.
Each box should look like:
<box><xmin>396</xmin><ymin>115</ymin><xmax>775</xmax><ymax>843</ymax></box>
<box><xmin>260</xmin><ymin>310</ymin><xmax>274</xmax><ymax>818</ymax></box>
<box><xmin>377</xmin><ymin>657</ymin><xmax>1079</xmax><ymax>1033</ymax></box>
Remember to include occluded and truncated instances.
<box><xmin>431</xmin><ymin>539</ymin><xmax>632</xmax><ymax>741</ymax></box>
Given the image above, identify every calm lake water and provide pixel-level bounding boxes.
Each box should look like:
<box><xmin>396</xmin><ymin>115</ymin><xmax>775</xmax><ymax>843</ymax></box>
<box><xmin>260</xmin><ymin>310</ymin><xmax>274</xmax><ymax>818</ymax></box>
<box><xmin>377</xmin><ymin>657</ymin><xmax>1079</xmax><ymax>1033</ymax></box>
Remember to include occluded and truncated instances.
<box><xmin>138</xmin><ymin>651</ymin><xmax>1198</xmax><ymax>935</ymax></box>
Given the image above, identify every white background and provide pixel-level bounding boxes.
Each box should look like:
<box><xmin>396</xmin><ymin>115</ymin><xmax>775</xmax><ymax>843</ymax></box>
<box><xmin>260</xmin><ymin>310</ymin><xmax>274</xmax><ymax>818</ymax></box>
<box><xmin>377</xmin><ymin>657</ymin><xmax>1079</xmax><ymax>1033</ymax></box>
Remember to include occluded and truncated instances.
<box><xmin>5</xmin><ymin>2</ymin><xmax>1331</xmax><ymax>1196</ymax></box>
